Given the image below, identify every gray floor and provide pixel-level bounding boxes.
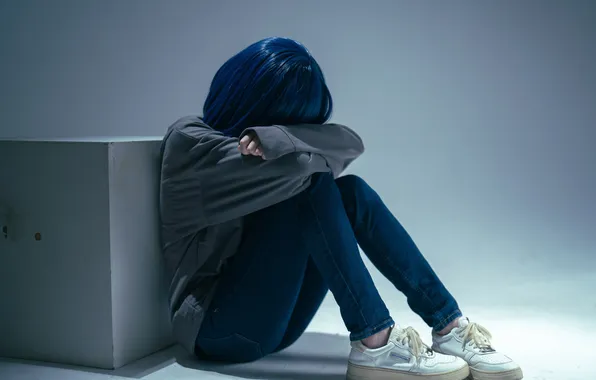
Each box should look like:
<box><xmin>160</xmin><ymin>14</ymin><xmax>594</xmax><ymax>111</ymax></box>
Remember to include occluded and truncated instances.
<box><xmin>2</xmin><ymin>268</ymin><xmax>595</xmax><ymax>380</ymax></box>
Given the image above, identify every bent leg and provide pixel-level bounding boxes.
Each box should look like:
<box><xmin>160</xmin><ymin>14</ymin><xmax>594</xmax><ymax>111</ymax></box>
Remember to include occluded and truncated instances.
<box><xmin>196</xmin><ymin>173</ymin><xmax>393</xmax><ymax>362</ymax></box>
<box><xmin>336</xmin><ymin>175</ymin><xmax>462</xmax><ymax>332</ymax></box>
<box><xmin>195</xmin><ymin>189</ymin><xmax>314</xmax><ymax>362</ymax></box>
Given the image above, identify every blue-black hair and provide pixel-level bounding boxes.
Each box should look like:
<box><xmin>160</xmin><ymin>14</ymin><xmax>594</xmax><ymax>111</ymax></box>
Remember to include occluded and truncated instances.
<box><xmin>203</xmin><ymin>37</ymin><xmax>333</xmax><ymax>137</ymax></box>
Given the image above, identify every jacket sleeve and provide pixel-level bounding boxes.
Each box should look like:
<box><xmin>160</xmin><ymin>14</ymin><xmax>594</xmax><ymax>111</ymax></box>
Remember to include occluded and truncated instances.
<box><xmin>161</xmin><ymin>123</ymin><xmax>365</xmax><ymax>232</ymax></box>
<box><xmin>161</xmin><ymin>127</ymin><xmax>331</xmax><ymax>230</ymax></box>
<box><xmin>249</xmin><ymin>123</ymin><xmax>365</xmax><ymax>177</ymax></box>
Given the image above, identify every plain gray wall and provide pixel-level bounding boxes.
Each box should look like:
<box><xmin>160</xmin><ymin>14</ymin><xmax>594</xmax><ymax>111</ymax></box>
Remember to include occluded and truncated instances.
<box><xmin>1</xmin><ymin>0</ymin><xmax>595</xmax><ymax>291</ymax></box>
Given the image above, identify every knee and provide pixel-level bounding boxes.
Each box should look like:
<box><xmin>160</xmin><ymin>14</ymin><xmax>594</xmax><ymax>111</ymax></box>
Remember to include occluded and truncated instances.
<box><xmin>335</xmin><ymin>175</ymin><xmax>379</xmax><ymax>205</ymax></box>
<box><xmin>335</xmin><ymin>174</ymin><xmax>368</xmax><ymax>190</ymax></box>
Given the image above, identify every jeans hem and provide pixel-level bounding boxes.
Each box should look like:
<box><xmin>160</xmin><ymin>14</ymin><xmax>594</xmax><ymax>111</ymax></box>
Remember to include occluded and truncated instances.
<box><xmin>349</xmin><ymin>317</ymin><xmax>395</xmax><ymax>342</ymax></box>
<box><xmin>432</xmin><ymin>309</ymin><xmax>463</xmax><ymax>332</ymax></box>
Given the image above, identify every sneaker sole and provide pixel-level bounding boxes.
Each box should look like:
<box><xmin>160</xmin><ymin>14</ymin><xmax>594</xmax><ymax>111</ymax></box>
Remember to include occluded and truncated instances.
<box><xmin>346</xmin><ymin>362</ymin><xmax>470</xmax><ymax>380</ymax></box>
<box><xmin>471</xmin><ymin>367</ymin><xmax>523</xmax><ymax>380</ymax></box>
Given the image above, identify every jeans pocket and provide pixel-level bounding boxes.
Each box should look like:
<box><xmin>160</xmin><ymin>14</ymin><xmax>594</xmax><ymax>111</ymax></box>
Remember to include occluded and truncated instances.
<box><xmin>197</xmin><ymin>333</ymin><xmax>263</xmax><ymax>363</ymax></box>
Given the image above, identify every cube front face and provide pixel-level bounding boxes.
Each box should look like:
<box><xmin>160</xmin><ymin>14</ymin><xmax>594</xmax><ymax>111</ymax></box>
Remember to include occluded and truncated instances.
<box><xmin>0</xmin><ymin>141</ymin><xmax>115</xmax><ymax>368</ymax></box>
<box><xmin>0</xmin><ymin>139</ymin><xmax>173</xmax><ymax>369</ymax></box>
<box><xmin>107</xmin><ymin>141</ymin><xmax>173</xmax><ymax>368</ymax></box>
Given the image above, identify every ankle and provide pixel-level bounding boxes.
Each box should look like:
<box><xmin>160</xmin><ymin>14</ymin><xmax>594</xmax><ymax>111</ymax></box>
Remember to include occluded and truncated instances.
<box><xmin>362</xmin><ymin>327</ymin><xmax>391</xmax><ymax>349</ymax></box>
<box><xmin>436</xmin><ymin>318</ymin><xmax>459</xmax><ymax>336</ymax></box>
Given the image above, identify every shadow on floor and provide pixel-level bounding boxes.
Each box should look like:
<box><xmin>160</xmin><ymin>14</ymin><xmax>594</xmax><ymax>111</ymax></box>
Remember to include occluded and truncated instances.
<box><xmin>2</xmin><ymin>332</ymin><xmax>473</xmax><ymax>380</ymax></box>
<box><xmin>179</xmin><ymin>332</ymin><xmax>352</xmax><ymax>380</ymax></box>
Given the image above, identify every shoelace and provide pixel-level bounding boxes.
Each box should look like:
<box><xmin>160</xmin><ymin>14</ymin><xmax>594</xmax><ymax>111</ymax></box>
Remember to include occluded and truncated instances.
<box><xmin>393</xmin><ymin>326</ymin><xmax>433</xmax><ymax>357</ymax></box>
<box><xmin>460</xmin><ymin>321</ymin><xmax>494</xmax><ymax>352</ymax></box>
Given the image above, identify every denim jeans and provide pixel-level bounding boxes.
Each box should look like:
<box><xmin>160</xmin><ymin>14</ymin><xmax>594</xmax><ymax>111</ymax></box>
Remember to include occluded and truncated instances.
<box><xmin>195</xmin><ymin>173</ymin><xmax>461</xmax><ymax>362</ymax></box>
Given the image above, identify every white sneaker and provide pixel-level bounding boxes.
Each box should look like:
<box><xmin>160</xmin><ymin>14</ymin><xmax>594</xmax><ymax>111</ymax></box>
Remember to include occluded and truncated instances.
<box><xmin>432</xmin><ymin>317</ymin><xmax>523</xmax><ymax>380</ymax></box>
<box><xmin>347</xmin><ymin>326</ymin><xmax>470</xmax><ymax>380</ymax></box>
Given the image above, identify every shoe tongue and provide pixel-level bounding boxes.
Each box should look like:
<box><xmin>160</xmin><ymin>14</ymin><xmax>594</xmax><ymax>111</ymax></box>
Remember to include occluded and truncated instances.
<box><xmin>390</xmin><ymin>326</ymin><xmax>431</xmax><ymax>356</ymax></box>
<box><xmin>457</xmin><ymin>317</ymin><xmax>469</xmax><ymax>328</ymax></box>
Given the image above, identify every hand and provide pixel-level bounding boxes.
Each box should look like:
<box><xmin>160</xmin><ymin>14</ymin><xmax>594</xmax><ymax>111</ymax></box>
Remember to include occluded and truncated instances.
<box><xmin>238</xmin><ymin>132</ymin><xmax>264</xmax><ymax>157</ymax></box>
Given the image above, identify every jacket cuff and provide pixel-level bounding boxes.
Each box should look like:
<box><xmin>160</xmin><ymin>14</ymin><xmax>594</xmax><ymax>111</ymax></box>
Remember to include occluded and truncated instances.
<box><xmin>241</xmin><ymin>126</ymin><xmax>296</xmax><ymax>160</ymax></box>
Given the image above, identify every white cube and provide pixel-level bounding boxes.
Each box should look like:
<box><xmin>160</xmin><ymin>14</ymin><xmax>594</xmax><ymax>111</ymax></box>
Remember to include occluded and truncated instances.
<box><xmin>0</xmin><ymin>137</ymin><xmax>173</xmax><ymax>369</ymax></box>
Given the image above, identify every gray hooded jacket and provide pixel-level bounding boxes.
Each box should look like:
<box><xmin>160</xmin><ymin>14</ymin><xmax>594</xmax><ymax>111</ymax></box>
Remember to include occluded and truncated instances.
<box><xmin>159</xmin><ymin>116</ymin><xmax>364</xmax><ymax>353</ymax></box>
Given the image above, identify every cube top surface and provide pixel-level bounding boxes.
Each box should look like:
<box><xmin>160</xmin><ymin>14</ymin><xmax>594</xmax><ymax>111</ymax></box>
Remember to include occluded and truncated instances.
<box><xmin>0</xmin><ymin>136</ymin><xmax>163</xmax><ymax>143</ymax></box>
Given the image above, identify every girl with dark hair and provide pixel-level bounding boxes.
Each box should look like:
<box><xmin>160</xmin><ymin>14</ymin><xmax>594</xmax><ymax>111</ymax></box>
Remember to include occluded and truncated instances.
<box><xmin>159</xmin><ymin>37</ymin><xmax>523</xmax><ymax>380</ymax></box>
